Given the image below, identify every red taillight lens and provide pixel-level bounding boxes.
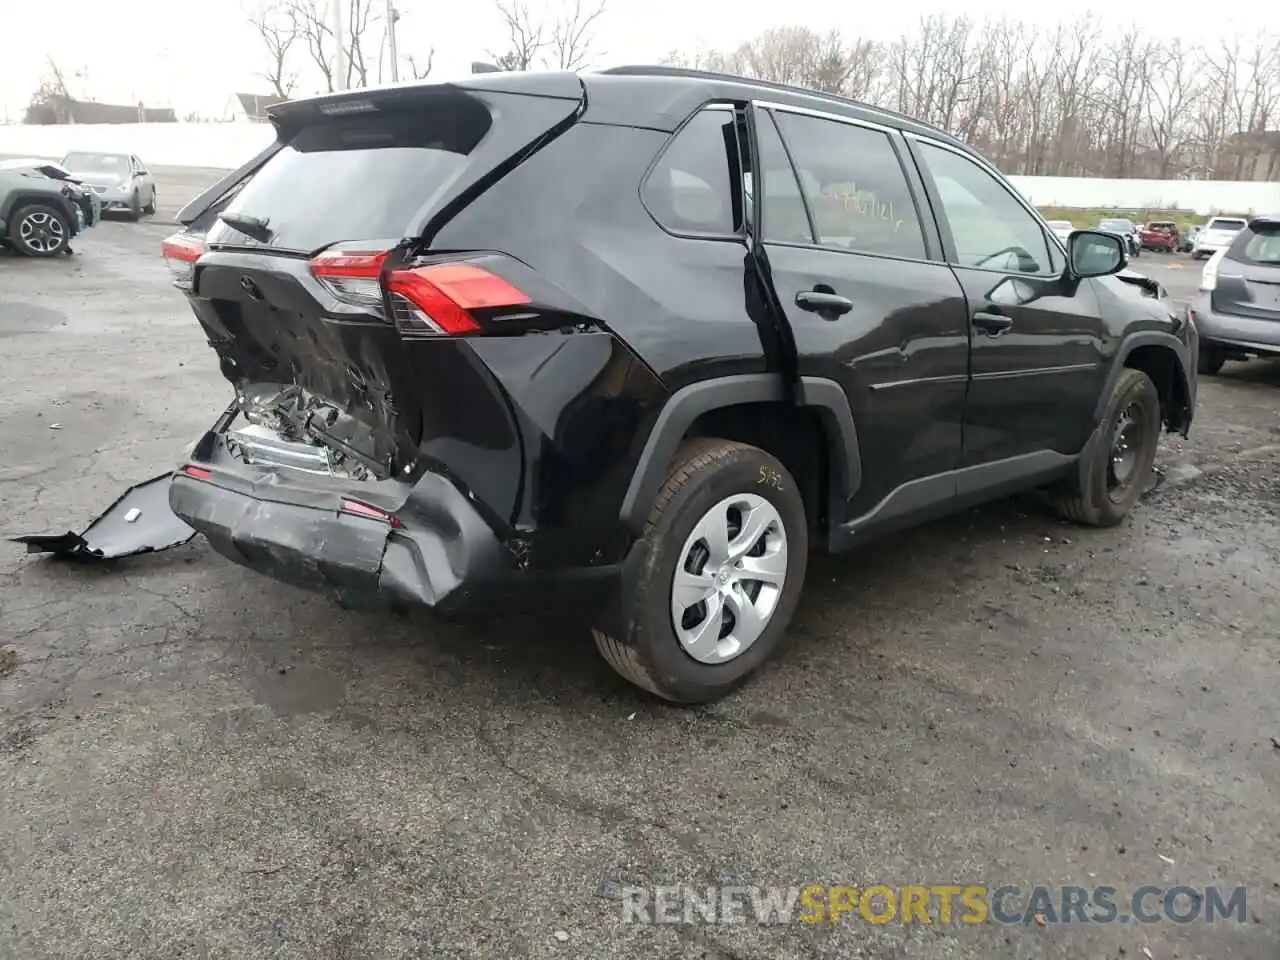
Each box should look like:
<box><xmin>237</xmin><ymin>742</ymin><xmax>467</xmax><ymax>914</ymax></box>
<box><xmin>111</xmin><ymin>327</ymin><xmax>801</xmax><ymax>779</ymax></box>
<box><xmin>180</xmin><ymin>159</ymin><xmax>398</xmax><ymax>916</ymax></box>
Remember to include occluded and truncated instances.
<box><xmin>339</xmin><ymin>498</ymin><xmax>402</xmax><ymax>528</ymax></box>
<box><xmin>387</xmin><ymin>263</ymin><xmax>530</xmax><ymax>336</ymax></box>
<box><xmin>308</xmin><ymin>248</ymin><xmax>532</xmax><ymax>337</ymax></box>
<box><xmin>181</xmin><ymin>464</ymin><xmax>213</xmax><ymax>481</ymax></box>
<box><xmin>162</xmin><ymin>233</ymin><xmax>204</xmax><ymax>290</ymax></box>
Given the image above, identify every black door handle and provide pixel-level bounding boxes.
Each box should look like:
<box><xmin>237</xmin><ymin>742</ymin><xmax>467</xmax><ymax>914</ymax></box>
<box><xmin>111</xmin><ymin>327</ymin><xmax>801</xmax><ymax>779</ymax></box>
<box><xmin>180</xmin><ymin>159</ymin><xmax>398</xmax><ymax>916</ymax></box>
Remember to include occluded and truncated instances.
<box><xmin>796</xmin><ymin>290</ymin><xmax>853</xmax><ymax>318</ymax></box>
<box><xmin>972</xmin><ymin>311</ymin><xmax>1014</xmax><ymax>335</ymax></box>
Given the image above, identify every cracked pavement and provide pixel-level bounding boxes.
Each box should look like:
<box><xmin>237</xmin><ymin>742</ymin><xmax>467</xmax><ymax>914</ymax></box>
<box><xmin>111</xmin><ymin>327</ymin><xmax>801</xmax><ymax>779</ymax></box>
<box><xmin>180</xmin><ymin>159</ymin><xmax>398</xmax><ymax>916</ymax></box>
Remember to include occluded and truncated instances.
<box><xmin>0</xmin><ymin>189</ymin><xmax>1278</xmax><ymax>959</ymax></box>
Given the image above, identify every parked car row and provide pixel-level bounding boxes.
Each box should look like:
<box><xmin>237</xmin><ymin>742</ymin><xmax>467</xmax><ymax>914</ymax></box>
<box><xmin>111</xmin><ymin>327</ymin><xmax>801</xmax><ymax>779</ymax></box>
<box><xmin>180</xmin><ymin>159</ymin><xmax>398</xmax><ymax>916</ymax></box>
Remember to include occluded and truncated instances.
<box><xmin>0</xmin><ymin>158</ymin><xmax>101</xmax><ymax>257</ymax></box>
<box><xmin>1044</xmin><ymin>216</ymin><xmax>1256</xmax><ymax>261</ymax></box>
<box><xmin>0</xmin><ymin>151</ymin><xmax>158</xmax><ymax>258</ymax></box>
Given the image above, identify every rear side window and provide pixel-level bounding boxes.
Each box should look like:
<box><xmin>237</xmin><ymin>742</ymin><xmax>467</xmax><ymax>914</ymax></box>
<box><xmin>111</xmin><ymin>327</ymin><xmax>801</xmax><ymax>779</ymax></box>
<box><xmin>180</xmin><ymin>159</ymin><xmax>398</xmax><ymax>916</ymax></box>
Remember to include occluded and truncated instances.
<box><xmin>1229</xmin><ymin>221</ymin><xmax>1280</xmax><ymax>264</ymax></box>
<box><xmin>642</xmin><ymin>108</ymin><xmax>743</xmax><ymax>236</ymax></box>
<box><xmin>1208</xmin><ymin>218</ymin><xmax>1247</xmax><ymax>231</ymax></box>
<box><xmin>207</xmin><ymin>106</ymin><xmax>492</xmax><ymax>252</ymax></box>
<box><xmin>769</xmin><ymin>111</ymin><xmax>926</xmax><ymax>260</ymax></box>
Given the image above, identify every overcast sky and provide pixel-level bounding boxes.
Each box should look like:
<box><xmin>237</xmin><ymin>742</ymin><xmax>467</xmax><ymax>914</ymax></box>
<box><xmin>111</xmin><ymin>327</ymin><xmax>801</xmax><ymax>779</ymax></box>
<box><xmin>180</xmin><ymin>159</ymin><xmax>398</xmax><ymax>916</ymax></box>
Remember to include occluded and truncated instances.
<box><xmin>0</xmin><ymin>0</ymin><xmax>1259</xmax><ymax>122</ymax></box>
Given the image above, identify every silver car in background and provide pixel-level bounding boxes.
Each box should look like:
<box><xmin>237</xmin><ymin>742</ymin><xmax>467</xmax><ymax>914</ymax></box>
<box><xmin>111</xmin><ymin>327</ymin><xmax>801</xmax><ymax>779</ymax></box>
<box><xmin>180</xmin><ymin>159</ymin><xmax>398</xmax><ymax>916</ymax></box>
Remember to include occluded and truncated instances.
<box><xmin>1190</xmin><ymin>215</ymin><xmax>1280</xmax><ymax>374</ymax></box>
<box><xmin>59</xmin><ymin>151</ymin><xmax>157</xmax><ymax>221</ymax></box>
<box><xmin>1045</xmin><ymin>220</ymin><xmax>1074</xmax><ymax>245</ymax></box>
<box><xmin>1191</xmin><ymin>216</ymin><xmax>1248</xmax><ymax>260</ymax></box>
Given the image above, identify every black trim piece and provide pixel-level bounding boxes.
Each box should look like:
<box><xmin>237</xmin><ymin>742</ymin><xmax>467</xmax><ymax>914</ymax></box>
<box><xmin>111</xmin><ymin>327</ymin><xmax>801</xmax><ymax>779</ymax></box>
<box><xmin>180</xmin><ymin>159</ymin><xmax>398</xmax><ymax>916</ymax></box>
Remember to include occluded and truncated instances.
<box><xmin>829</xmin><ymin>449</ymin><xmax>1076</xmax><ymax>552</ymax></box>
<box><xmin>1097</xmin><ymin>331</ymin><xmax>1195</xmax><ymax>428</ymax></box>
<box><xmin>618</xmin><ymin>374</ymin><xmax>862</xmax><ymax>533</ymax></box>
<box><xmin>972</xmin><ymin>362</ymin><xmax>1098</xmax><ymax>382</ymax></box>
<box><xmin>762</xmin><ymin>107</ymin><xmax>819</xmax><ymax>245</ymax></box>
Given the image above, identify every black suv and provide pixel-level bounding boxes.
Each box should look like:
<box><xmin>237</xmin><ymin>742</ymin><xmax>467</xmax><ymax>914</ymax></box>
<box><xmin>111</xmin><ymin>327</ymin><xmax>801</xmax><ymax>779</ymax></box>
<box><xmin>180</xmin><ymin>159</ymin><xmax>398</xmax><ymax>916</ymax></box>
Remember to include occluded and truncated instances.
<box><xmin>162</xmin><ymin>67</ymin><xmax>1197</xmax><ymax>703</ymax></box>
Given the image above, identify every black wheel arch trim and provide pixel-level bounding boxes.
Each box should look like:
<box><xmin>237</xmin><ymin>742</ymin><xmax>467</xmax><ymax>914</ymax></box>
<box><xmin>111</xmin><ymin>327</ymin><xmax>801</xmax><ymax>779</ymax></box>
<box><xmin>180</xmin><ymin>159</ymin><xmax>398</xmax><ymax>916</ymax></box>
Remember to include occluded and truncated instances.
<box><xmin>618</xmin><ymin>373</ymin><xmax>861</xmax><ymax>533</ymax></box>
<box><xmin>1096</xmin><ymin>330</ymin><xmax>1194</xmax><ymax>427</ymax></box>
<box><xmin>3</xmin><ymin>192</ymin><xmax>77</xmax><ymax>229</ymax></box>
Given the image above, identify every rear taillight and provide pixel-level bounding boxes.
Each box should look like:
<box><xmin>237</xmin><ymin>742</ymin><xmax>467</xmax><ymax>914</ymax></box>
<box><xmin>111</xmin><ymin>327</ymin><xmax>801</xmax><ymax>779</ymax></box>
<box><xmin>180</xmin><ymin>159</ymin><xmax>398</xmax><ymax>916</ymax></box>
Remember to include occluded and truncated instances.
<box><xmin>162</xmin><ymin>233</ymin><xmax>204</xmax><ymax>291</ymax></box>
<box><xmin>308</xmin><ymin>250</ymin><xmax>531</xmax><ymax>337</ymax></box>
<box><xmin>309</xmin><ymin>249</ymin><xmax>388</xmax><ymax>306</ymax></box>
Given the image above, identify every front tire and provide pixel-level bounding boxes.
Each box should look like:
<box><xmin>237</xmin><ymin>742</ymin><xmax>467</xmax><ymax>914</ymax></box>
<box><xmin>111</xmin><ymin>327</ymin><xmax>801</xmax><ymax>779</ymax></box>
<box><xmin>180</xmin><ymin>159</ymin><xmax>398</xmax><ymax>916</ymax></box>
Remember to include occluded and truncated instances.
<box><xmin>7</xmin><ymin>204</ymin><xmax>70</xmax><ymax>258</ymax></box>
<box><xmin>593</xmin><ymin>438</ymin><xmax>809</xmax><ymax>704</ymax></box>
<box><xmin>128</xmin><ymin>191</ymin><xmax>142</xmax><ymax>221</ymax></box>
<box><xmin>143</xmin><ymin>190</ymin><xmax>157</xmax><ymax>216</ymax></box>
<box><xmin>1051</xmin><ymin>368</ymin><xmax>1161</xmax><ymax>528</ymax></box>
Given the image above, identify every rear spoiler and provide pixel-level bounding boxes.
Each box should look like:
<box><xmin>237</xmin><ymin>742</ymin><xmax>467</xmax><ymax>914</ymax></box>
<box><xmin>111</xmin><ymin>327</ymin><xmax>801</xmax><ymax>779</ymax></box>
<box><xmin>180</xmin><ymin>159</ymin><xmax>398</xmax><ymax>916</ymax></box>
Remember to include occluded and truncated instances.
<box><xmin>176</xmin><ymin>76</ymin><xmax>588</xmax><ymax>241</ymax></box>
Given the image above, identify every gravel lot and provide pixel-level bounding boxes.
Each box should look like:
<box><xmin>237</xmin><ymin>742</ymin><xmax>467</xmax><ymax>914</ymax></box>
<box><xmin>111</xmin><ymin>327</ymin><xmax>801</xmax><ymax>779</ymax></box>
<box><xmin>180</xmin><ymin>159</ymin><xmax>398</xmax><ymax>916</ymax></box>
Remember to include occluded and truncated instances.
<box><xmin>1</xmin><ymin>172</ymin><xmax>1278</xmax><ymax>960</ymax></box>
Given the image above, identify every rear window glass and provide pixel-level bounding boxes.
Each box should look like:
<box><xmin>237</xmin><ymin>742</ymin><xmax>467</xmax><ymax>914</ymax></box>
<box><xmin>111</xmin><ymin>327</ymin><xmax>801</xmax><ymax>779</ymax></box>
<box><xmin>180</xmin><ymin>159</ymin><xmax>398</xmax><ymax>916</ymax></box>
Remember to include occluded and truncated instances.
<box><xmin>1230</xmin><ymin>222</ymin><xmax>1280</xmax><ymax>264</ymax></box>
<box><xmin>1208</xmin><ymin>218</ymin><xmax>1247</xmax><ymax>231</ymax></box>
<box><xmin>207</xmin><ymin>107</ymin><xmax>492</xmax><ymax>252</ymax></box>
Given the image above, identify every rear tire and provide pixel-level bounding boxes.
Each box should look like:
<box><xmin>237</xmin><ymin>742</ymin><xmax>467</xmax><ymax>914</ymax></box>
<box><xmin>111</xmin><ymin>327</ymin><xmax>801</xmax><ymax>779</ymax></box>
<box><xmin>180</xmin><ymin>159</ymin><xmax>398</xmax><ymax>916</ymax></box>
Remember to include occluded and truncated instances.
<box><xmin>1050</xmin><ymin>368</ymin><xmax>1161</xmax><ymax>528</ymax></box>
<box><xmin>593</xmin><ymin>438</ymin><xmax>809</xmax><ymax>704</ymax></box>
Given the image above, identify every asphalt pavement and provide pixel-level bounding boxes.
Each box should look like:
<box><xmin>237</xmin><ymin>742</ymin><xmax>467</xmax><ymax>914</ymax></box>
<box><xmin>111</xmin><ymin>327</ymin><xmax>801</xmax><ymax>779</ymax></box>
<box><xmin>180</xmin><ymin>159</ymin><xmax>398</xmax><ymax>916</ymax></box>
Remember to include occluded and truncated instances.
<box><xmin>0</xmin><ymin>182</ymin><xmax>1278</xmax><ymax>960</ymax></box>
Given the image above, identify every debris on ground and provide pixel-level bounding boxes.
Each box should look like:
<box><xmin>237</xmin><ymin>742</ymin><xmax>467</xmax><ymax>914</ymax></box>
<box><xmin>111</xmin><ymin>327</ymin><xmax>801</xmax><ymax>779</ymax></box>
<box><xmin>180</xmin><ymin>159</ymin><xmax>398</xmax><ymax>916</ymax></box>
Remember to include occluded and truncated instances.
<box><xmin>11</xmin><ymin>472</ymin><xmax>196</xmax><ymax>561</ymax></box>
<box><xmin>0</xmin><ymin>648</ymin><xmax>16</xmax><ymax>677</ymax></box>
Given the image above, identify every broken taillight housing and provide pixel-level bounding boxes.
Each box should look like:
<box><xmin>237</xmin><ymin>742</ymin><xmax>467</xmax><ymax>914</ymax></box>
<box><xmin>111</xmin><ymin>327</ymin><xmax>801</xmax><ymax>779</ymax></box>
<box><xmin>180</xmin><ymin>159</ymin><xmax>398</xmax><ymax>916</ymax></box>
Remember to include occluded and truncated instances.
<box><xmin>161</xmin><ymin>233</ymin><xmax>204</xmax><ymax>291</ymax></box>
<box><xmin>309</xmin><ymin>249</ymin><xmax>532</xmax><ymax>337</ymax></box>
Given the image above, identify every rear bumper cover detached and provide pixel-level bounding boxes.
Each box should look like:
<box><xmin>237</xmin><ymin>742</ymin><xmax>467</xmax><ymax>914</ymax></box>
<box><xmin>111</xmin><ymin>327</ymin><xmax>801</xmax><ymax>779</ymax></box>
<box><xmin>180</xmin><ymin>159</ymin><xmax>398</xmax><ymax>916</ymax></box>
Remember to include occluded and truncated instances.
<box><xmin>168</xmin><ymin>463</ymin><xmax>630</xmax><ymax>617</ymax></box>
<box><xmin>171</xmin><ymin>468</ymin><xmax>511</xmax><ymax>614</ymax></box>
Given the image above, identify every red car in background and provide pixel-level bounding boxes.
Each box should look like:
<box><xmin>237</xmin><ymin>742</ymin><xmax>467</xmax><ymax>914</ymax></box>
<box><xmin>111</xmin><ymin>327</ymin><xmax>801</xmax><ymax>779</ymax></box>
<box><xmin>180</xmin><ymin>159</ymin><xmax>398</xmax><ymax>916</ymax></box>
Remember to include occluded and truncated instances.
<box><xmin>1140</xmin><ymin>221</ymin><xmax>1180</xmax><ymax>253</ymax></box>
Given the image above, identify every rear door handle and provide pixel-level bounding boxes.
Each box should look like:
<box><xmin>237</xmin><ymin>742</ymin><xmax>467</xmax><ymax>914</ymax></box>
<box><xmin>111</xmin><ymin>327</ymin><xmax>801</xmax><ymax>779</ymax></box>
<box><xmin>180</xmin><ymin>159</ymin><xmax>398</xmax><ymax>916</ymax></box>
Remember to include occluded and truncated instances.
<box><xmin>796</xmin><ymin>290</ymin><xmax>853</xmax><ymax>318</ymax></box>
<box><xmin>972</xmin><ymin>311</ymin><xmax>1014</xmax><ymax>335</ymax></box>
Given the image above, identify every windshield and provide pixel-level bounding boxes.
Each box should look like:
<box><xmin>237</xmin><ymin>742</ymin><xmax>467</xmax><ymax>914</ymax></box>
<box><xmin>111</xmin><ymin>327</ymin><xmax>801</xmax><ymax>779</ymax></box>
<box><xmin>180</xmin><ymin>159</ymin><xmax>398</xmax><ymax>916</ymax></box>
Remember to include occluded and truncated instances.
<box><xmin>1099</xmin><ymin>219</ymin><xmax>1133</xmax><ymax>231</ymax></box>
<box><xmin>1208</xmin><ymin>218</ymin><xmax>1247</xmax><ymax>231</ymax></box>
<box><xmin>207</xmin><ymin>106</ymin><xmax>491</xmax><ymax>253</ymax></box>
<box><xmin>62</xmin><ymin>152</ymin><xmax>130</xmax><ymax>173</ymax></box>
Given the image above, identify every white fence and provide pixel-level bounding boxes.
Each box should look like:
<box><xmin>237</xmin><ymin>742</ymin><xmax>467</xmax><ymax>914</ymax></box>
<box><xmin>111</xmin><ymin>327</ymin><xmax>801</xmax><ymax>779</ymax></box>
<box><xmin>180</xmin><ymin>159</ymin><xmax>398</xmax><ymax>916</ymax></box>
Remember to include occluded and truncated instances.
<box><xmin>3</xmin><ymin>122</ymin><xmax>1279</xmax><ymax>215</ymax></box>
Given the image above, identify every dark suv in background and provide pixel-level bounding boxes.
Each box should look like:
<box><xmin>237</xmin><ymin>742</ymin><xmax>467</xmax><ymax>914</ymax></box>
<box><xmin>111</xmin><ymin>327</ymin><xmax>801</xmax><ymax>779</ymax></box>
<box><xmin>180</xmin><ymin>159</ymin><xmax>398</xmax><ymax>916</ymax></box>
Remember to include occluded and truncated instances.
<box><xmin>161</xmin><ymin>67</ymin><xmax>1196</xmax><ymax>703</ymax></box>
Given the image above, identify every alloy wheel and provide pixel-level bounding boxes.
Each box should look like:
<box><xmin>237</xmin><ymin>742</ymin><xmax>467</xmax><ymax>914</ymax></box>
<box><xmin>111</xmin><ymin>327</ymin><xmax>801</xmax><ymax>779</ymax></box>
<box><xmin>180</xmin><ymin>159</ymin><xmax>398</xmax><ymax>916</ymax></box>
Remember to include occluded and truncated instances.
<box><xmin>18</xmin><ymin>211</ymin><xmax>65</xmax><ymax>254</ymax></box>
<box><xmin>670</xmin><ymin>493</ymin><xmax>788</xmax><ymax>665</ymax></box>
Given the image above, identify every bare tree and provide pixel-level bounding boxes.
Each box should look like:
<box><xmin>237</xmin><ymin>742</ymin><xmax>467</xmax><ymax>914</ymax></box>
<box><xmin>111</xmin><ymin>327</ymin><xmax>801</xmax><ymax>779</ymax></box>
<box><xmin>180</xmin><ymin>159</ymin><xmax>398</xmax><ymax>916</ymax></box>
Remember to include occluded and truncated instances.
<box><xmin>489</xmin><ymin>0</ymin><xmax>547</xmax><ymax>71</ymax></box>
<box><xmin>551</xmin><ymin>0</ymin><xmax>607</xmax><ymax>70</ymax></box>
<box><xmin>405</xmin><ymin>51</ymin><xmax>434</xmax><ymax>79</ymax></box>
<box><xmin>246</xmin><ymin>0</ymin><xmax>300</xmax><ymax>97</ymax></box>
<box><xmin>665</xmin><ymin>15</ymin><xmax>1280</xmax><ymax>182</ymax></box>
<box><xmin>288</xmin><ymin>0</ymin><xmax>382</xmax><ymax>92</ymax></box>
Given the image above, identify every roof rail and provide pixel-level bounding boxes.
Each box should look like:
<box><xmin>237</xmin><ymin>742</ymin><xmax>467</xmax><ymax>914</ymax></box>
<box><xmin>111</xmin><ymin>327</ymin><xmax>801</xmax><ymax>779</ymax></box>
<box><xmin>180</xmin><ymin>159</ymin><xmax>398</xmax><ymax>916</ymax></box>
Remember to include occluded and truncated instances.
<box><xmin>596</xmin><ymin>64</ymin><xmax>938</xmax><ymax>136</ymax></box>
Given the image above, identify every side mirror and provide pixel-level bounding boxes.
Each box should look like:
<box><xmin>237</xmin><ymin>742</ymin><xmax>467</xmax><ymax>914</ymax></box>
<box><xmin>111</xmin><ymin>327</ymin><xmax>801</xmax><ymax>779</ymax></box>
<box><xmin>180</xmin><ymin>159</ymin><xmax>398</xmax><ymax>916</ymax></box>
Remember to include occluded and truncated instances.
<box><xmin>1068</xmin><ymin>229</ymin><xmax>1127</xmax><ymax>278</ymax></box>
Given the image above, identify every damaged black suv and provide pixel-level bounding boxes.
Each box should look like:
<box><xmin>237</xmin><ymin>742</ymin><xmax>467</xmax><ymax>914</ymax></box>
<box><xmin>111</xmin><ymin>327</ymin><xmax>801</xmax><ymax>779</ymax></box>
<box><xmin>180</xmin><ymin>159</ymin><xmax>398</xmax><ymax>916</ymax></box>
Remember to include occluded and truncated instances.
<box><xmin>160</xmin><ymin>67</ymin><xmax>1197</xmax><ymax>704</ymax></box>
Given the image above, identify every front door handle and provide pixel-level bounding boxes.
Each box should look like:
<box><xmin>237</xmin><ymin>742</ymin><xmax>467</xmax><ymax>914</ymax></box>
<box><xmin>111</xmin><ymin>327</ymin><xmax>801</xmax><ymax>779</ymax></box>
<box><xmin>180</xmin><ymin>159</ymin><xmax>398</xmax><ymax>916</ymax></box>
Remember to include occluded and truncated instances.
<box><xmin>796</xmin><ymin>290</ymin><xmax>853</xmax><ymax>318</ymax></box>
<box><xmin>973</xmin><ymin>311</ymin><xmax>1014</xmax><ymax>335</ymax></box>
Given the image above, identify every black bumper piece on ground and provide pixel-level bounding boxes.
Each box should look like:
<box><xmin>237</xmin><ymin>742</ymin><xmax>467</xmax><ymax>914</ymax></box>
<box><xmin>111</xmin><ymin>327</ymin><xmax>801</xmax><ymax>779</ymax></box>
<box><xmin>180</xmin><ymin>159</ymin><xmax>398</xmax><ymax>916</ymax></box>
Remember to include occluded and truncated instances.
<box><xmin>12</xmin><ymin>473</ymin><xmax>197</xmax><ymax>560</ymax></box>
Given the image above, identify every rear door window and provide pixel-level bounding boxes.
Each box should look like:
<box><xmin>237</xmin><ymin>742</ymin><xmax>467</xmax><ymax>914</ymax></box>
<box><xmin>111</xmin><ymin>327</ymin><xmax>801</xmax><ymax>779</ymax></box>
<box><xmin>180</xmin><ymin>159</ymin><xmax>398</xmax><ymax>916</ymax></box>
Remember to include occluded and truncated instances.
<box><xmin>207</xmin><ymin>106</ymin><xmax>493</xmax><ymax>252</ymax></box>
<box><xmin>1208</xmin><ymin>218</ymin><xmax>1247</xmax><ymax>232</ymax></box>
<box><xmin>641</xmin><ymin>107</ymin><xmax>743</xmax><ymax>236</ymax></box>
<box><xmin>768</xmin><ymin>110</ymin><xmax>926</xmax><ymax>260</ymax></box>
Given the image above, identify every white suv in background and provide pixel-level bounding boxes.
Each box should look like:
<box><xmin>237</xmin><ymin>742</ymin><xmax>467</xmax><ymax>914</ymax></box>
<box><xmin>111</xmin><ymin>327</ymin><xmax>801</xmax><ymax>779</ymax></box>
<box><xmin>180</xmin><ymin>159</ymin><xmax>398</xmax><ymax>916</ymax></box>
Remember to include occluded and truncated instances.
<box><xmin>1192</xmin><ymin>216</ymin><xmax>1248</xmax><ymax>259</ymax></box>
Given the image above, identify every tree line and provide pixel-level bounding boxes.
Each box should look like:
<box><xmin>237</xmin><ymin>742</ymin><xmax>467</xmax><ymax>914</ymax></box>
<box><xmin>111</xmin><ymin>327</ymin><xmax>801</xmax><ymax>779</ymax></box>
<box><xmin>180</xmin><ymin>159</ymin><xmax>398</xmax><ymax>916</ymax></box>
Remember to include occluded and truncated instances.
<box><xmin>662</xmin><ymin>17</ymin><xmax>1280</xmax><ymax>182</ymax></box>
<box><xmin>232</xmin><ymin>4</ymin><xmax>1279</xmax><ymax>182</ymax></box>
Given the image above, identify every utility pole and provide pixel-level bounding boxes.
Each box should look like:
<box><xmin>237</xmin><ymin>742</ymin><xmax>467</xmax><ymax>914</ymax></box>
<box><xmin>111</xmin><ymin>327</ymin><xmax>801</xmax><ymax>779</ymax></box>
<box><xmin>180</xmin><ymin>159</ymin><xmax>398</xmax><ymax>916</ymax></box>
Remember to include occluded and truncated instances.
<box><xmin>331</xmin><ymin>0</ymin><xmax>348</xmax><ymax>90</ymax></box>
<box><xmin>386</xmin><ymin>0</ymin><xmax>400</xmax><ymax>82</ymax></box>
